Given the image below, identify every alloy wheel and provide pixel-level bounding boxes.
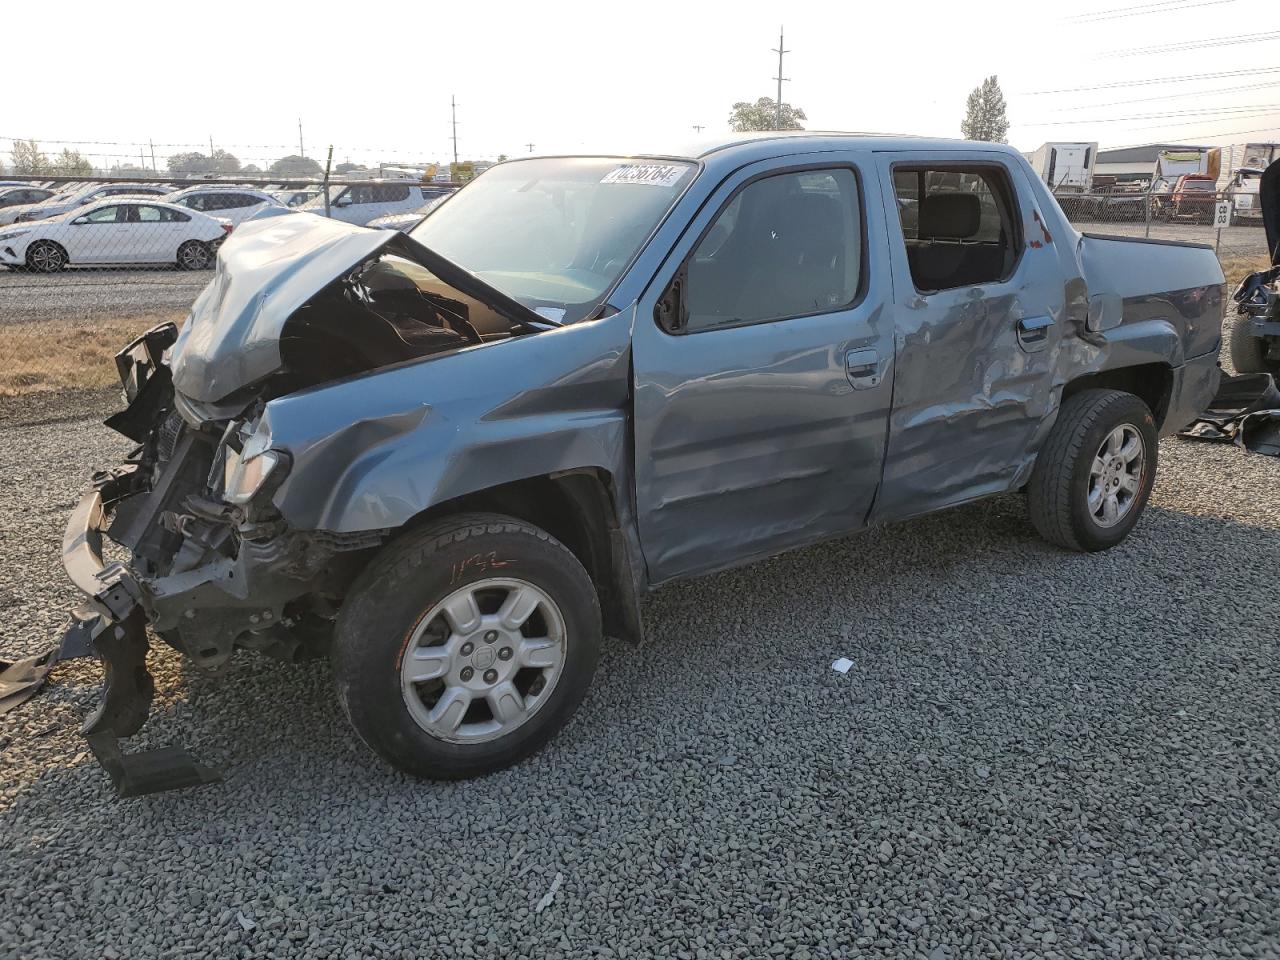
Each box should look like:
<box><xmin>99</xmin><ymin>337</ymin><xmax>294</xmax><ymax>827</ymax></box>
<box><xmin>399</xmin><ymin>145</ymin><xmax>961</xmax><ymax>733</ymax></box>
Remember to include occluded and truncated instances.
<box><xmin>1087</xmin><ymin>424</ymin><xmax>1145</xmax><ymax>527</ymax></box>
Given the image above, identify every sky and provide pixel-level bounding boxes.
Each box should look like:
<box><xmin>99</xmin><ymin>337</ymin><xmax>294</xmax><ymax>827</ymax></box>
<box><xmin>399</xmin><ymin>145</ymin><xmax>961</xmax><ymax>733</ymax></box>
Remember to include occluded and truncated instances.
<box><xmin>4</xmin><ymin>0</ymin><xmax>1278</xmax><ymax>171</ymax></box>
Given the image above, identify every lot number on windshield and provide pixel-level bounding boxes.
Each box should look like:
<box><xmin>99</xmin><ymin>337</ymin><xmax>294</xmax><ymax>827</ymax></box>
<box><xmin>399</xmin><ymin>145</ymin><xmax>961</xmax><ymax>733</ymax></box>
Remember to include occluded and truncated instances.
<box><xmin>601</xmin><ymin>164</ymin><xmax>686</xmax><ymax>187</ymax></box>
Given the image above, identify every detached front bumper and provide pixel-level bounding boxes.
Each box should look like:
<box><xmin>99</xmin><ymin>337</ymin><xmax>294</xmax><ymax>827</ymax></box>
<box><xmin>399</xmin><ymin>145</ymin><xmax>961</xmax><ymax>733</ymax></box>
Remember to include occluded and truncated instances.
<box><xmin>59</xmin><ymin>469</ymin><xmax>221</xmax><ymax>797</ymax></box>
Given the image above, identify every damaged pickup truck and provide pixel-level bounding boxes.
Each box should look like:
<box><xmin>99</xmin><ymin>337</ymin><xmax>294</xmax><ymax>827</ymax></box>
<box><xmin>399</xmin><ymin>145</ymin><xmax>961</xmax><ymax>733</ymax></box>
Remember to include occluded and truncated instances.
<box><xmin>60</xmin><ymin>135</ymin><xmax>1224</xmax><ymax>794</ymax></box>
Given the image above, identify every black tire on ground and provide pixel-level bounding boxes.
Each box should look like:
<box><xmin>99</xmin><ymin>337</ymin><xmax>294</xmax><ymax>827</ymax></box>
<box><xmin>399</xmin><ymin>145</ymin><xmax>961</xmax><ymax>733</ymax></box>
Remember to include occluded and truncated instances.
<box><xmin>25</xmin><ymin>240</ymin><xmax>67</xmax><ymax>273</ymax></box>
<box><xmin>1223</xmin><ymin>310</ymin><xmax>1276</xmax><ymax>375</ymax></box>
<box><xmin>176</xmin><ymin>240</ymin><xmax>212</xmax><ymax>270</ymax></box>
<box><xmin>332</xmin><ymin>512</ymin><xmax>602</xmax><ymax>780</ymax></box>
<box><xmin>1027</xmin><ymin>389</ymin><xmax>1158</xmax><ymax>553</ymax></box>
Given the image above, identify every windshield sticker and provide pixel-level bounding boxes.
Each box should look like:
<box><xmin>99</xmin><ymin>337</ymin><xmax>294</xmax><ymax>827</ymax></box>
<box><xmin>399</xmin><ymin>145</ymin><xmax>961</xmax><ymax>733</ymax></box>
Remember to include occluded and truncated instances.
<box><xmin>601</xmin><ymin>164</ymin><xmax>686</xmax><ymax>187</ymax></box>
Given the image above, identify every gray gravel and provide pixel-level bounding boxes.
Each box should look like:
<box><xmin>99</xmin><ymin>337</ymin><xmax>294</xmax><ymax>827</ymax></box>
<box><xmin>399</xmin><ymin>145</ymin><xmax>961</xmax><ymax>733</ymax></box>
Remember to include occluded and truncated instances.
<box><xmin>2</xmin><ymin>407</ymin><xmax>1279</xmax><ymax>959</ymax></box>
<box><xmin>0</xmin><ymin>268</ymin><xmax>204</xmax><ymax>325</ymax></box>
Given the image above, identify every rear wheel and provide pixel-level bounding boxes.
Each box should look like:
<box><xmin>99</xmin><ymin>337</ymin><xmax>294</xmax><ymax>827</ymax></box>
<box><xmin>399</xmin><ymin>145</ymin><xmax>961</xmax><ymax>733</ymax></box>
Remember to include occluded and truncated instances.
<box><xmin>333</xmin><ymin>513</ymin><xmax>601</xmax><ymax>779</ymax></box>
<box><xmin>1224</xmin><ymin>310</ymin><xmax>1276</xmax><ymax>375</ymax></box>
<box><xmin>26</xmin><ymin>240</ymin><xmax>67</xmax><ymax>273</ymax></box>
<box><xmin>1027</xmin><ymin>390</ymin><xmax>1158</xmax><ymax>552</ymax></box>
<box><xmin>176</xmin><ymin>240</ymin><xmax>211</xmax><ymax>270</ymax></box>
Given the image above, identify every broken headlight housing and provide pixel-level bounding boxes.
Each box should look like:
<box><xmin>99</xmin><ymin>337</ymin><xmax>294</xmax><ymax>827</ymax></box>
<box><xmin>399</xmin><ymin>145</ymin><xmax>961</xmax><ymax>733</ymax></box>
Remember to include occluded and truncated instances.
<box><xmin>221</xmin><ymin>421</ymin><xmax>289</xmax><ymax>506</ymax></box>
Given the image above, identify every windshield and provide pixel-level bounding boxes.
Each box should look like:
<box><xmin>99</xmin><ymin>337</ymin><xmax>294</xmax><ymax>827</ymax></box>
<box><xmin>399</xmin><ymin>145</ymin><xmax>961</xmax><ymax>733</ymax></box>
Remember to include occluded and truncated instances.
<box><xmin>410</xmin><ymin>157</ymin><xmax>696</xmax><ymax>323</ymax></box>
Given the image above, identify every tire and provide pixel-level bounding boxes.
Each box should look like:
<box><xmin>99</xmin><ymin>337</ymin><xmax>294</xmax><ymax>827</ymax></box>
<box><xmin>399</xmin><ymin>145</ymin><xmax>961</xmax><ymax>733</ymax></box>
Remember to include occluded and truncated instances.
<box><xmin>25</xmin><ymin>240</ymin><xmax>67</xmax><ymax>273</ymax></box>
<box><xmin>176</xmin><ymin>240</ymin><xmax>212</xmax><ymax>270</ymax></box>
<box><xmin>1224</xmin><ymin>310</ymin><xmax>1275</xmax><ymax>375</ymax></box>
<box><xmin>1027</xmin><ymin>390</ymin><xmax>1158</xmax><ymax>552</ymax></box>
<box><xmin>333</xmin><ymin>512</ymin><xmax>601</xmax><ymax>779</ymax></box>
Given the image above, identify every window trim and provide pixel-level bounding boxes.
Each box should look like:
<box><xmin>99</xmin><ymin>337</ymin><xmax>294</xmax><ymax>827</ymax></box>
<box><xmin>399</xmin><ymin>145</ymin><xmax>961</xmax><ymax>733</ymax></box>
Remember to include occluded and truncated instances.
<box><xmin>660</xmin><ymin>161</ymin><xmax>870</xmax><ymax>336</ymax></box>
<box><xmin>888</xmin><ymin>160</ymin><xmax>1025</xmax><ymax>295</ymax></box>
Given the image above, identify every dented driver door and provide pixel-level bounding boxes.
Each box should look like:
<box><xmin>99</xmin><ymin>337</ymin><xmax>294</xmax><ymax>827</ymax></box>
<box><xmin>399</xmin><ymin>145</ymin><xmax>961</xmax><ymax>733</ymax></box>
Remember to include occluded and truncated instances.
<box><xmin>868</xmin><ymin>151</ymin><xmax>1065</xmax><ymax>524</ymax></box>
<box><xmin>632</xmin><ymin>154</ymin><xmax>896</xmax><ymax>584</ymax></box>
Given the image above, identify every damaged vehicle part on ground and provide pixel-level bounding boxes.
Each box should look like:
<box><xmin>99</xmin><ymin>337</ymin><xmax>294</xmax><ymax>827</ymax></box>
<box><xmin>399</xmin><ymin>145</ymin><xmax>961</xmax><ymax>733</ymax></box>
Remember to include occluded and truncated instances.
<box><xmin>1223</xmin><ymin>157</ymin><xmax>1280</xmax><ymax>378</ymax></box>
<box><xmin>58</xmin><ymin>137</ymin><xmax>1224</xmax><ymax>794</ymax></box>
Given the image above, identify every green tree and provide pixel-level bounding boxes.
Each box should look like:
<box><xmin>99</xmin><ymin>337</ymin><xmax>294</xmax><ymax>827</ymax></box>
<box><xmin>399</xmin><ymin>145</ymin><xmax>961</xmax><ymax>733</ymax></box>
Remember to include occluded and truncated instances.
<box><xmin>11</xmin><ymin>139</ymin><xmax>50</xmax><ymax>175</ymax></box>
<box><xmin>334</xmin><ymin>161</ymin><xmax>366</xmax><ymax>174</ymax></box>
<box><xmin>728</xmin><ymin>97</ymin><xmax>807</xmax><ymax>132</ymax></box>
<box><xmin>166</xmin><ymin>149</ymin><xmax>240</xmax><ymax>176</ymax></box>
<box><xmin>960</xmin><ymin>75</ymin><xmax>1009</xmax><ymax>143</ymax></box>
<box><xmin>270</xmin><ymin>155</ymin><xmax>323</xmax><ymax>178</ymax></box>
<box><xmin>54</xmin><ymin>149</ymin><xmax>93</xmax><ymax>177</ymax></box>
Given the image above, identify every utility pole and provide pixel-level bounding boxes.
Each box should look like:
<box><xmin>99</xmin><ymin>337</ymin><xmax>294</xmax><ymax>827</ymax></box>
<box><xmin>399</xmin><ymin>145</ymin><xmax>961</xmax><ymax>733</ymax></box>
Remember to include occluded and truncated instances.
<box><xmin>209</xmin><ymin>134</ymin><xmax>215</xmax><ymax>157</ymax></box>
<box><xmin>149</xmin><ymin>139</ymin><xmax>156</xmax><ymax>172</ymax></box>
<box><xmin>692</xmin><ymin>125</ymin><xmax>705</xmax><ymax>134</ymax></box>
<box><xmin>526</xmin><ymin>142</ymin><xmax>535</xmax><ymax>153</ymax></box>
<box><xmin>451</xmin><ymin>95</ymin><xmax>460</xmax><ymax>166</ymax></box>
<box><xmin>298</xmin><ymin>118</ymin><xmax>305</xmax><ymax>158</ymax></box>
<box><xmin>772</xmin><ymin>26</ymin><xmax>789</xmax><ymax>130</ymax></box>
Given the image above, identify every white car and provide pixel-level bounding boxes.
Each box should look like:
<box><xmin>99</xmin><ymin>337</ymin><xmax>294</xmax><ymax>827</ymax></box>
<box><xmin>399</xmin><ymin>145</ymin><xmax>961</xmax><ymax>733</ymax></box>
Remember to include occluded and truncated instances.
<box><xmin>0</xmin><ymin>199</ymin><xmax>230</xmax><ymax>272</ymax></box>
<box><xmin>8</xmin><ymin>182</ymin><xmax>172</xmax><ymax>224</ymax></box>
<box><xmin>164</xmin><ymin>186</ymin><xmax>284</xmax><ymax>226</ymax></box>
<box><xmin>269</xmin><ymin>188</ymin><xmax>321</xmax><ymax>208</ymax></box>
<box><xmin>366</xmin><ymin>193</ymin><xmax>454</xmax><ymax>231</ymax></box>
<box><xmin>297</xmin><ymin>180</ymin><xmax>433</xmax><ymax>226</ymax></box>
<box><xmin>0</xmin><ymin>186</ymin><xmax>57</xmax><ymax>225</ymax></box>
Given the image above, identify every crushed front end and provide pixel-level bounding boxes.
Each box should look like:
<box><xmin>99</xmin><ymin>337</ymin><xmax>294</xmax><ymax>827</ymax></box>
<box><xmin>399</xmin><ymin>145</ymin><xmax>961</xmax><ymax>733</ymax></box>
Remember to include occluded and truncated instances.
<box><xmin>59</xmin><ymin>323</ymin><xmax>377</xmax><ymax>796</ymax></box>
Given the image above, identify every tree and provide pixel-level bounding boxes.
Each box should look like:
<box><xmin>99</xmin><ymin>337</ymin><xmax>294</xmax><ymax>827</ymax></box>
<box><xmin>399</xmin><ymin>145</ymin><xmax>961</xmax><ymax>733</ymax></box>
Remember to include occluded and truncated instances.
<box><xmin>11</xmin><ymin>139</ymin><xmax>50</xmax><ymax>175</ymax></box>
<box><xmin>334</xmin><ymin>161</ymin><xmax>366</xmax><ymax>174</ymax></box>
<box><xmin>166</xmin><ymin>149</ymin><xmax>241</xmax><ymax>176</ymax></box>
<box><xmin>728</xmin><ymin>97</ymin><xmax>807</xmax><ymax>132</ymax></box>
<box><xmin>54</xmin><ymin>149</ymin><xmax>93</xmax><ymax>177</ymax></box>
<box><xmin>270</xmin><ymin>155</ymin><xmax>323</xmax><ymax>178</ymax></box>
<box><xmin>241</xmin><ymin>163</ymin><xmax>262</xmax><ymax>174</ymax></box>
<box><xmin>960</xmin><ymin>75</ymin><xmax>1009</xmax><ymax>143</ymax></box>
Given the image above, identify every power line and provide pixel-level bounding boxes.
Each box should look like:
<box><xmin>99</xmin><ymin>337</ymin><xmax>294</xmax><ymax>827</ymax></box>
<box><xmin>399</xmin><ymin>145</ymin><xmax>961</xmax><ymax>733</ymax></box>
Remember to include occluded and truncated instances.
<box><xmin>1100</xmin><ymin>31</ymin><xmax>1280</xmax><ymax>59</ymax></box>
<box><xmin>1065</xmin><ymin>0</ymin><xmax>1236</xmax><ymax>23</ymax></box>
<box><xmin>1064</xmin><ymin>0</ymin><xmax>1224</xmax><ymax>19</ymax></box>
<box><xmin>1107</xmin><ymin>122</ymin><xmax>1280</xmax><ymax>150</ymax></box>
<box><xmin>1020</xmin><ymin>66</ymin><xmax>1280</xmax><ymax>95</ymax></box>
<box><xmin>1018</xmin><ymin>104</ymin><xmax>1280</xmax><ymax>126</ymax></box>
<box><xmin>1045</xmin><ymin>79</ymin><xmax>1280</xmax><ymax>110</ymax></box>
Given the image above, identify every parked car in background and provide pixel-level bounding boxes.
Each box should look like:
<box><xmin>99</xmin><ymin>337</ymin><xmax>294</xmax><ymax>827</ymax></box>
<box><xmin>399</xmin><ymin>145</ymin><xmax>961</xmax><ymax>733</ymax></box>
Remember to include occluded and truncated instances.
<box><xmin>1157</xmin><ymin>174</ymin><xmax>1217</xmax><ymax>223</ymax></box>
<box><xmin>297</xmin><ymin>180</ymin><xmax>434</xmax><ymax>226</ymax></box>
<box><xmin>269</xmin><ymin>188</ymin><xmax>321</xmax><ymax>208</ymax></box>
<box><xmin>0</xmin><ymin>199</ymin><xmax>229</xmax><ymax>272</ymax></box>
<box><xmin>10</xmin><ymin>183</ymin><xmax>171</xmax><ymax>224</ymax></box>
<box><xmin>0</xmin><ymin>186</ymin><xmax>57</xmax><ymax>224</ymax></box>
<box><xmin>366</xmin><ymin>191</ymin><xmax>453</xmax><ymax>231</ymax></box>
<box><xmin>164</xmin><ymin>186</ymin><xmax>283</xmax><ymax>227</ymax></box>
<box><xmin>55</xmin><ymin>135</ymin><xmax>1224</xmax><ymax>794</ymax></box>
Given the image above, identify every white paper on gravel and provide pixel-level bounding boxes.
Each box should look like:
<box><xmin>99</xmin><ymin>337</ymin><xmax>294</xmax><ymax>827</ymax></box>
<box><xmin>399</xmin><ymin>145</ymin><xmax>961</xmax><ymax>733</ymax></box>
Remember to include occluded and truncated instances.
<box><xmin>831</xmin><ymin>657</ymin><xmax>854</xmax><ymax>674</ymax></box>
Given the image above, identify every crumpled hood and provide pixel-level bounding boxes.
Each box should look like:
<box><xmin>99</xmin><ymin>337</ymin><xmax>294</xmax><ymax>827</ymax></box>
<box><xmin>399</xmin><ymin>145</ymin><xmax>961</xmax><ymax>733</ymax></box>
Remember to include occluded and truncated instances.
<box><xmin>171</xmin><ymin>211</ymin><xmax>398</xmax><ymax>403</ymax></box>
<box><xmin>170</xmin><ymin>210</ymin><xmax>548</xmax><ymax>404</ymax></box>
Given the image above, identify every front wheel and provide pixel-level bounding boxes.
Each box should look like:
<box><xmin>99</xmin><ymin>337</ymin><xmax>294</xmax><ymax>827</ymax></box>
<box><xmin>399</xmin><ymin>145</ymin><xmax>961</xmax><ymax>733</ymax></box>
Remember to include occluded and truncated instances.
<box><xmin>1027</xmin><ymin>390</ymin><xmax>1158</xmax><ymax>552</ymax></box>
<box><xmin>26</xmin><ymin>240</ymin><xmax>67</xmax><ymax>273</ymax></box>
<box><xmin>333</xmin><ymin>513</ymin><xmax>601</xmax><ymax>779</ymax></box>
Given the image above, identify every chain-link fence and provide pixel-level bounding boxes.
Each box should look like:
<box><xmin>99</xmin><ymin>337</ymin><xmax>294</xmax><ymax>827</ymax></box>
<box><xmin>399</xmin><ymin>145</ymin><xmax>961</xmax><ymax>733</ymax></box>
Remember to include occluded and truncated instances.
<box><xmin>0</xmin><ymin>176</ymin><xmax>1273</xmax><ymax>407</ymax></box>
<box><xmin>0</xmin><ymin>176</ymin><xmax>456</xmax><ymax>400</ymax></box>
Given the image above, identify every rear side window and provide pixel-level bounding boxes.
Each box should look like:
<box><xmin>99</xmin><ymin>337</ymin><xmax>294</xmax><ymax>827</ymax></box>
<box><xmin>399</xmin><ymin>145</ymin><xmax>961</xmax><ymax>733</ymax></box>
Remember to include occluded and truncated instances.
<box><xmin>374</xmin><ymin>184</ymin><xmax>411</xmax><ymax>203</ymax></box>
<box><xmin>181</xmin><ymin>194</ymin><xmax>206</xmax><ymax>211</ymax></box>
<box><xmin>683</xmin><ymin>168</ymin><xmax>863</xmax><ymax>332</ymax></box>
<box><xmin>892</xmin><ymin>165</ymin><xmax>1020</xmax><ymax>292</ymax></box>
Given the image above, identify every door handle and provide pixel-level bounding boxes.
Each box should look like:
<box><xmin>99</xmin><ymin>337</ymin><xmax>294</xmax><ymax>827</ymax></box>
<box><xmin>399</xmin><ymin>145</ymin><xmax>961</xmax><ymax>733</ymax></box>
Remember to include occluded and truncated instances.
<box><xmin>845</xmin><ymin>348</ymin><xmax>881</xmax><ymax>389</ymax></box>
<box><xmin>1016</xmin><ymin>315</ymin><xmax>1053</xmax><ymax>351</ymax></box>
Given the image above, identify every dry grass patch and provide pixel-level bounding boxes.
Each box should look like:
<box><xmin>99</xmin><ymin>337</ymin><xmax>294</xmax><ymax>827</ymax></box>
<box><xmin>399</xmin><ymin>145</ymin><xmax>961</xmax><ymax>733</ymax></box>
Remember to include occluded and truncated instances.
<box><xmin>0</xmin><ymin>312</ymin><xmax>184</xmax><ymax>397</ymax></box>
<box><xmin>1220</xmin><ymin>253</ymin><xmax>1273</xmax><ymax>289</ymax></box>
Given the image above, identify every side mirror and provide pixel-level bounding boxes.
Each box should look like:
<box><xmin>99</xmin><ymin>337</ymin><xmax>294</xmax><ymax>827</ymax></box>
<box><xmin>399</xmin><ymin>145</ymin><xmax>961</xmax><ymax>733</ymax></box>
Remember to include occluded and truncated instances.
<box><xmin>654</xmin><ymin>264</ymin><xmax>688</xmax><ymax>334</ymax></box>
<box><xmin>71</xmin><ymin>216</ymin><xmax>88</xmax><ymax>225</ymax></box>
<box><xmin>335</xmin><ymin>196</ymin><xmax>352</xmax><ymax>207</ymax></box>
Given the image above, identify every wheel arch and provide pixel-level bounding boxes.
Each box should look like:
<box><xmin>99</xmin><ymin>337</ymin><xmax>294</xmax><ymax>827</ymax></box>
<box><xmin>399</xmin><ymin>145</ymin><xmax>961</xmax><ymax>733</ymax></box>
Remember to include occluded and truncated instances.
<box><xmin>1061</xmin><ymin>362</ymin><xmax>1174</xmax><ymax>429</ymax></box>
<box><xmin>387</xmin><ymin>468</ymin><xmax>645</xmax><ymax>645</ymax></box>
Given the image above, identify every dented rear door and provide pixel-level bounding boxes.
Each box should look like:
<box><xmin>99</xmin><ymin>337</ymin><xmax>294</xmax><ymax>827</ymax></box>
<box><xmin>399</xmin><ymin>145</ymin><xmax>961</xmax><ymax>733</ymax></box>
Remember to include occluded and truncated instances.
<box><xmin>869</xmin><ymin>151</ymin><xmax>1065</xmax><ymax>524</ymax></box>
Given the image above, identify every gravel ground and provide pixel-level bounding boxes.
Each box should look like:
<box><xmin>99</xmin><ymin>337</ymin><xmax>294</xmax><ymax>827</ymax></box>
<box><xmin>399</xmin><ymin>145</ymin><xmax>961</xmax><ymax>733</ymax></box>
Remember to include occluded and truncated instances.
<box><xmin>2</xmin><ymin>410</ymin><xmax>1279</xmax><ymax>959</ymax></box>
<box><xmin>0</xmin><ymin>268</ymin><xmax>204</xmax><ymax>325</ymax></box>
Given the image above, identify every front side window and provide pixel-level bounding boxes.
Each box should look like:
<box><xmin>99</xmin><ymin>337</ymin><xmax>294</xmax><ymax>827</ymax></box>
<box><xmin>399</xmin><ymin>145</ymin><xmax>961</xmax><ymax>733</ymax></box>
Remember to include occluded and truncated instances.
<box><xmin>83</xmin><ymin>205</ymin><xmax>122</xmax><ymax>223</ymax></box>
<box><xmin>411</xmin><ymin>157</ymin><xmax>697</xmax><ymax>323</ymax></box>
<box><xmin>683</xmin><ymin>168</ymin><xmax>862</xmax><ymax>332</ymax></box>
<box><xmin>892</xmin><ymin>164</ymin><xmax>1020</xmax><ymax>292</ymax></box>
<box><xmin>181</xmin><ymin>194</ymin><xmax>206</xmax><ymax>211</ymax></box>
